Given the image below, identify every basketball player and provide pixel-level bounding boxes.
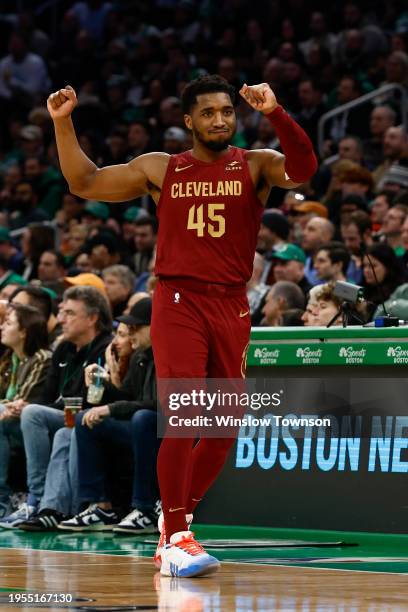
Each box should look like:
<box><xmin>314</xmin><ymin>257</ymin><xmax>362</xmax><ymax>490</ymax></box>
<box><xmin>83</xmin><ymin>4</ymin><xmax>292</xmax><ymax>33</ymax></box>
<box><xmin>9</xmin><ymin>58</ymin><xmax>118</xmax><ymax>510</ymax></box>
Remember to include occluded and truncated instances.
<box><xmin>47</xmin><ymin>75</ymin><xmax>317</xmax><ymax>577</ymax></box>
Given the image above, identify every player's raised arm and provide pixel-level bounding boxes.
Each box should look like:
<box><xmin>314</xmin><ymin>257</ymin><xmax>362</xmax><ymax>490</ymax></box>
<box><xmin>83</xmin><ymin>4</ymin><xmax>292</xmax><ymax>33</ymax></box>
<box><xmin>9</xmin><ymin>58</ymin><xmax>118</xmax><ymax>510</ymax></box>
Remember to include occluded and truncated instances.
<box><xmin>239</xmin><ymin>83</ymin><xmax>318</xmax><ymax>188</ymax></box>
<box><xmin>47</xmin><ymin>85</ymin><xmax>167</xmax><ymax>202</ymax></box>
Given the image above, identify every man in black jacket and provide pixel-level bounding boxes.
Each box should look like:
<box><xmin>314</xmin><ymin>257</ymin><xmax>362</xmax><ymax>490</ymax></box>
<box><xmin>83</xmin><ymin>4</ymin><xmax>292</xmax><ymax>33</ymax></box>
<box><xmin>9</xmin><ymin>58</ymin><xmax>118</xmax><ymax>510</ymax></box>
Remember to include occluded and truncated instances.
<box><xmin>57</xmin><ymin>297</ymin><xmax>160</xmax><ymax>534</ymax></box>
<box><xmin>0</xmin><ymin>286</ymin><xmax>112</xmax><ymax>528</ymax></box>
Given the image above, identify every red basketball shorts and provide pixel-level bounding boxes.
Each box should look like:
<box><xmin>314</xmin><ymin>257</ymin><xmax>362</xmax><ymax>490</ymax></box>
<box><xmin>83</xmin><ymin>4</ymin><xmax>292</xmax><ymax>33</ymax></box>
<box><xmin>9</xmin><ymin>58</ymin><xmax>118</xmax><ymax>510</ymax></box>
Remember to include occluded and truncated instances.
<box><xmin>151</xmin><ymin>278</ymin><xmax>251</xmax><ymax>379</ymax></box>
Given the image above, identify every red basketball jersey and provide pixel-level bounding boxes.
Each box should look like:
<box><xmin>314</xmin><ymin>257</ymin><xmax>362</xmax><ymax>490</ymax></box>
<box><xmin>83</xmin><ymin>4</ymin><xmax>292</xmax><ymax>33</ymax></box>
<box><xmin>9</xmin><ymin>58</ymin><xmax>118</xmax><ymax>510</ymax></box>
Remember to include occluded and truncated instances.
<box><xmin>154</xmin><ymin>147</ymin><xmax>264</xmax><ymax>285</ymax></box>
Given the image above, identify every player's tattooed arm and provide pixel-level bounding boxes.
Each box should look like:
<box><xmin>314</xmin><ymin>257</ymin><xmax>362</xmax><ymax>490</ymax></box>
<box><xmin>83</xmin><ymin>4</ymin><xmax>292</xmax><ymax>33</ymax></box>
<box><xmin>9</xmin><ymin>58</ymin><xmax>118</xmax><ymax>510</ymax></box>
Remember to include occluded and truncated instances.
<box><xmin>240</xmin><ymin>83</ymin><xmax>317</xmax><ymax>188</ymax></box>
<box><xmin>47</xmin><ymin>85</ymin><xmax>169</xmax><ymax>201</ymax></box>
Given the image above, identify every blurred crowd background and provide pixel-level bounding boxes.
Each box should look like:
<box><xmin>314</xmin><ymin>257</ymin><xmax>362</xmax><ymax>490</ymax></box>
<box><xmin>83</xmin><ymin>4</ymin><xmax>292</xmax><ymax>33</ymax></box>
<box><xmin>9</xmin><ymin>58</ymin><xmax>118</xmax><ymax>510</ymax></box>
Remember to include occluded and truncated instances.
<box><xmin>0</xmin><ymin>1</ymin><xmax>406</xmax><ymax>327</ymax></box>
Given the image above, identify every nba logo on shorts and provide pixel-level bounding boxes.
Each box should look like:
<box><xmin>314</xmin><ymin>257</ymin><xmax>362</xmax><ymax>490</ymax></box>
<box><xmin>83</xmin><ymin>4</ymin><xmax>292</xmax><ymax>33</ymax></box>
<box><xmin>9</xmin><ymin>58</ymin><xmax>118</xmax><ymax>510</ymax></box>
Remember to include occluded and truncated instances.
<box><xmin>174</xmin><ymin>292</ymin><xmax>180</xmax><ymax>303</ymax></box>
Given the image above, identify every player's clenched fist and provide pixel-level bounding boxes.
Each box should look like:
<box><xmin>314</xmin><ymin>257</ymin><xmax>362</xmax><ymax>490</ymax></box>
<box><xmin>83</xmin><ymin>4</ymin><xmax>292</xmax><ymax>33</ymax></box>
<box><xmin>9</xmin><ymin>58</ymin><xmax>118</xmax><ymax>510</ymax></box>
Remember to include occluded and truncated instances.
<box><xmin>239</xmin><ymin>83</ymin><xmax>278</xmax><ymax>115</ymax></box>
<box><xmin>47</xmin><ymin>85</ymin><xmax>78</xmax><ymax>119</ymax></box>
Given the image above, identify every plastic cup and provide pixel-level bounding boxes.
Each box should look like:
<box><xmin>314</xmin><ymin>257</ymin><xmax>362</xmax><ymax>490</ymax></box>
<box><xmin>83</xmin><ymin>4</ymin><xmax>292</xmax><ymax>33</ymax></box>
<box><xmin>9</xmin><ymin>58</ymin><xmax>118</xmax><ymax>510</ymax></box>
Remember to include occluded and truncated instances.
<box><xmin>86</xmin><ymin>365</ymin><xmax>107</xmax><ymax>405</ymax></box>
<box><xmin>87</xmin><ymin>384</ymin><xmax>105</xmax><ymax>405</ymax></box>
<box><xmin>63</xmin><ymin>397</ymin><xmax>82</xmax><ymax>428</ymax></box>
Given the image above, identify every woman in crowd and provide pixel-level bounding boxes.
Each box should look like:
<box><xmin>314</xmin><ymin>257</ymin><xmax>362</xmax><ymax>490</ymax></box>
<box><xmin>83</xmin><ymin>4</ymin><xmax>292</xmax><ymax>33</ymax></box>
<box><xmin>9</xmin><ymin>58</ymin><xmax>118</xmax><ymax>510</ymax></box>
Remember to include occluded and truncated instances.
<box><xmin>105</xmin><ymin>322</ymin><xmax>134</xmax><ymax>388</ymax></box>
<box><xmin>363</xmin><ymin>243</ymin><xmax>405</xmax><ymax>320</ymax></box>
<box><xmin>0</xmin><ymin>303</ymin><xmax>51</xmax><ymax>517</ymax></box>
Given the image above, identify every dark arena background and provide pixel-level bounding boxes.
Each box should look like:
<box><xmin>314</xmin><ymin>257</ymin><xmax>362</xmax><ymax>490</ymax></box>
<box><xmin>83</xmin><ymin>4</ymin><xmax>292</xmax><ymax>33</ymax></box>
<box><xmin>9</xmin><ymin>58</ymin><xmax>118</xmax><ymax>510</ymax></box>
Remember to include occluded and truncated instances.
<box><xmin>0</xmin><ymin>0</ymin><xmax>407</xmax><ymax>610</ymax></box>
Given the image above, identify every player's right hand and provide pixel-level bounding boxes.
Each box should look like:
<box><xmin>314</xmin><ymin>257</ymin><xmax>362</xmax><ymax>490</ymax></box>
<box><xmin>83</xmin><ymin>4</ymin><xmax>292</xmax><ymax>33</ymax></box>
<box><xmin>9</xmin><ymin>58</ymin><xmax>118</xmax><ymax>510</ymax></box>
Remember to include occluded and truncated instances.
<box><xmin>47</xmin><ymin>85</ymin><xmax>77</xmax><ymax>119</ymax></box>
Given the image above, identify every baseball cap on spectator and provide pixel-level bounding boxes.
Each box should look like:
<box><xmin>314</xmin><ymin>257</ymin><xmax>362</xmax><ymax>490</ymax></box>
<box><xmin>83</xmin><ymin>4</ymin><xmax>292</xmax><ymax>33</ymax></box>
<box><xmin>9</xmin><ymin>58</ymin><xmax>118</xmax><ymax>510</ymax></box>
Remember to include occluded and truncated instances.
<box><xmin>64</xmin><ymin>273</ymin><xmax>107</xmax><ymax>296</ymax></box>
<box><xmin>123</xmin><ymin>206</ymin><xmax>148</xmax><ymax>222</ymax></box>
<box><xmin>84</xmin><ymin>201</ymin><xmax>109</xmax><ymax>221</ymax></box>
<box><xmin>381</xmin><ymin>165</ymin><xmax>408</xmax><ymax>189</ymax></box>
<box><xmin>117</xmin><ymin>297</ymin><xmax>152</xmax><ymax>326</ymax></box>
<box><xmin>293</xmin><ymin>201</ymin><xmax>328</xmax><ymax>218</ymax></box>
<box><xmin>20</xmin><ymin>125</ymin><xmax>43</xmax><ymax>141</ymax></box>
<box><xmin>261</xmin><ymin>211</ymin><xmax>290</xmax><ymax>240</ymax></box>
<box><xmin>0</xmin><ymin>227</ymin><xmax>11</xmax><ymax>242</ymax></box>
<box><xmin>271</xmin><ymin>243</ymin><xmax>306</xmax><ymax>263</ymax></box>
<box><xmin>164</xmin><ymin>127</ymin><xmax>186</xmax><ymax>142</ymax></box>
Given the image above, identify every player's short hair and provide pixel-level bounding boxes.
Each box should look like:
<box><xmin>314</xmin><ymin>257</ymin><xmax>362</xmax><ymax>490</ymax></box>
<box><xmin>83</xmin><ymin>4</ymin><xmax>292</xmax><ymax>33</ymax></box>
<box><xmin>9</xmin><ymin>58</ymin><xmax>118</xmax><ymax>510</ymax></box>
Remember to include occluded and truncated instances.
<box><xmin>181</xmin><ymin>75</ymin><xmax>236</xmax><ymax>114</ymax></box>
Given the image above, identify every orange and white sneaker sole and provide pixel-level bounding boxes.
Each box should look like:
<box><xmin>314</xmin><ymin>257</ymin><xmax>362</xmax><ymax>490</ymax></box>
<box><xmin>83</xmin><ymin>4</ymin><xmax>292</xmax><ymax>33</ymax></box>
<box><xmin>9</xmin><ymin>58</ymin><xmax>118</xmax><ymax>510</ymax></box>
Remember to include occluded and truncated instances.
<box><xmin>154</xmin><ymin>513</ymin><xmax>193</xmax><ymax>570</ymax></box>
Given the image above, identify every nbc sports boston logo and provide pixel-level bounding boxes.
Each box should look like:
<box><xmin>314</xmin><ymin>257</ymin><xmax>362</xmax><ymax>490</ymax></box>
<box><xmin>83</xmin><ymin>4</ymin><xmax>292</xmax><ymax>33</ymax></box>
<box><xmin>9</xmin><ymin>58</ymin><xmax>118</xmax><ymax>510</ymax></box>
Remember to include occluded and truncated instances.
<box><xmin>338</xmin><ymin>346</ymin><xmax>366</xmax><ymax>364</ymax></box>
<box><xmin>253</xmin><ymin>347</ymin><xmax>280</xmax><ymax>365</ymax></box>
<box><xmin>386</xmin><ymin>345</ymin><xmax>408</xmax><ymax>364</ymax></box>
<box><xmin>295</xmin><ymin>346</ymin><xmax>322</xmax><ymax>364</ymax></box>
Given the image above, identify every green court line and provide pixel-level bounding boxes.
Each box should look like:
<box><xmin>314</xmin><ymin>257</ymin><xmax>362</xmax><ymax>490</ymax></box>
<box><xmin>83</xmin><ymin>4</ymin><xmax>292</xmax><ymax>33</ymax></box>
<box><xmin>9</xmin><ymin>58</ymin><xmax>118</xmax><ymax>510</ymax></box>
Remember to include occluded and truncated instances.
<box><xmin>194</xmin><ymin>524</ymin><xmax>408</xmax><ymax>550</ymax></box>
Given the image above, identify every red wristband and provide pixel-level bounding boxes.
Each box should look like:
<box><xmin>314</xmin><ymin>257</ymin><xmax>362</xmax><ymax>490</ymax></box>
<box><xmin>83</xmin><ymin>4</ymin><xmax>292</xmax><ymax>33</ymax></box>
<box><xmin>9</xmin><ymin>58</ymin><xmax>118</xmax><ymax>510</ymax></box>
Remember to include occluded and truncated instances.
<box><xmin>266</xmin><ymin>106</ymin><xmax>318</xmax><ymax>183</ymax></box>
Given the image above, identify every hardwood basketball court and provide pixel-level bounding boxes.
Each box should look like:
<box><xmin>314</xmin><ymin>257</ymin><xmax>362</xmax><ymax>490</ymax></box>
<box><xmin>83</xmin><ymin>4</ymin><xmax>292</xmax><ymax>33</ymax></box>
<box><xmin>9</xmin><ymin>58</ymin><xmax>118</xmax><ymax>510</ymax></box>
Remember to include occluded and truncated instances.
<box><xmin>0</xmin><ymin>526</ymin><xmax>407</xmax><ymax>610</ymax></box>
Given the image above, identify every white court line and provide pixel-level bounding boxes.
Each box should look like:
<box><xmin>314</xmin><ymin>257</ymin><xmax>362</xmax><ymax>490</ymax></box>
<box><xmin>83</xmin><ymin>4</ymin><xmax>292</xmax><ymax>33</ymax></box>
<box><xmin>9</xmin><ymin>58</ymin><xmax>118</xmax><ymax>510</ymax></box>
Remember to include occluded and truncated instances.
<box><xmin>225</xmin><ymin>560</ymin><xmax>408</xmax><ymax>575</ymax></box>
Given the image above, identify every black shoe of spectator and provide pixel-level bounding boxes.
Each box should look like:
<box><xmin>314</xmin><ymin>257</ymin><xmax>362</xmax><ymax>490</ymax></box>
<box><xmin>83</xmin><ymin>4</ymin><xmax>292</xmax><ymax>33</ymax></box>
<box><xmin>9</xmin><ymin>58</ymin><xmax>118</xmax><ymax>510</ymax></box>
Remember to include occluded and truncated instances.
<box><xmin>18</xmin><ymin>508</ymin><xmax>67</xmax><ymax>531</ymax></box>
<box><xmin>113</xmin><ymin>502</ymin><xmax>161</xmax><ymax>535</ymax></box>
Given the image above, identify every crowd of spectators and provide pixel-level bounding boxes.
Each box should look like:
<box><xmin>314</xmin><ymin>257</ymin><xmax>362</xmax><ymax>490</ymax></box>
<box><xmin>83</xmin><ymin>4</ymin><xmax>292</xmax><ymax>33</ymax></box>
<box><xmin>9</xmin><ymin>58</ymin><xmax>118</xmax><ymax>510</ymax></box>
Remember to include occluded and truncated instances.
<box><xmin>0</xmin><ymin>0</ymin><xmax>406</xmax><ymax>531</ymax></box>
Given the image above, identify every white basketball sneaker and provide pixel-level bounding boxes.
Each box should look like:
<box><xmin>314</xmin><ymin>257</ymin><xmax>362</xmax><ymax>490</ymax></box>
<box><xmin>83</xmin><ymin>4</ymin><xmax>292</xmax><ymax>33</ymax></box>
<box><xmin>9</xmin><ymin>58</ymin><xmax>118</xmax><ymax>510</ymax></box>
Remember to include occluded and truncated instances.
<box><xmin>154</xmin><ymin>512</ymin><xmax>193</xmax><ymax>569</ymax></box>
<box><xmin>160</xmin><ymin>530</ymin><xmax>220</xmax><ymax>578</ymax></box>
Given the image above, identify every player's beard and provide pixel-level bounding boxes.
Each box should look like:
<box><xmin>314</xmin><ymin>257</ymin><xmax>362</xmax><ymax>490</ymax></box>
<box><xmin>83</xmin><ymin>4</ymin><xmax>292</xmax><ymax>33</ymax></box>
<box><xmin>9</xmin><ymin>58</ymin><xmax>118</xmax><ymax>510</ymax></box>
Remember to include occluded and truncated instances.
<box><xmin>192</xmin><ymin>125</ymin><xmax>236</xmax><ymax>152</ymax></box>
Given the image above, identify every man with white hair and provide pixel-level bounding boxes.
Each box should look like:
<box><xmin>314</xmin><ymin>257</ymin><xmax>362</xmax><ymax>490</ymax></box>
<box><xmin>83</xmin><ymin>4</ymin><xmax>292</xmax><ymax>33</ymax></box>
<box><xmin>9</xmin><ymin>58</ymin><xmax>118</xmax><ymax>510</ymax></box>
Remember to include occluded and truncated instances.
<box><xmin>102</xmin><ymin>265</ymin><xmax>136</xmax><ymax>318</ymax></box>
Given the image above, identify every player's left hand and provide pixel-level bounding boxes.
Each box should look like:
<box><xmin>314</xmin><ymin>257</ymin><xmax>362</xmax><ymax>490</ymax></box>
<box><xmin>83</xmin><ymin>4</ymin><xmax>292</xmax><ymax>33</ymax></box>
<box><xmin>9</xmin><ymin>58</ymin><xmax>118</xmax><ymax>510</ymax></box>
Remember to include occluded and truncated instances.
<box><xmin>82</xmin><ymin>405</ymin><xmax>110</xmax><ymax>429</ymax></box>
<box><xmin>239</xmin><ymin>83</ymin><xmax>278</xmax><ymax>114</ymax></box>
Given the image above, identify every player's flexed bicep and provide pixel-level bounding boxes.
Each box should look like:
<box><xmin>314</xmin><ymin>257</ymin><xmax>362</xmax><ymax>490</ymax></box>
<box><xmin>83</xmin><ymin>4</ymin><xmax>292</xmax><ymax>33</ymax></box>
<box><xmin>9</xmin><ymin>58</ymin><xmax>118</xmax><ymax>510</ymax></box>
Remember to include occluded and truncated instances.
<box><xmin>47</xmin><ymin>85</ymin><xmax>169</xmax><ymax>202</ymax></box>
<box><xmin>71</xmin><ymin>153</ymin><xmax>170</xmax><ymax>202</ymax></box>
<box><xmin>240</xmin><ymin>82</ymin><xmax>318</xmax><ymax>192</ymax></box>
